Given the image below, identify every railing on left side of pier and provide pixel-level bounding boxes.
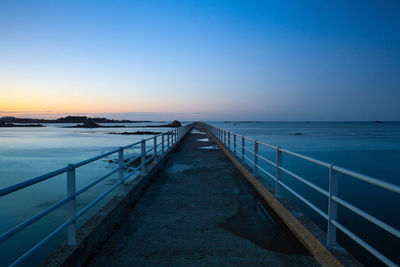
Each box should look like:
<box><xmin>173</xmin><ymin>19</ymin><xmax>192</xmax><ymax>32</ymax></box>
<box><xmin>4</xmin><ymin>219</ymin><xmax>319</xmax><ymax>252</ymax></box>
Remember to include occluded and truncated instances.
<box><xmin>203</xmin><ymin>123</ymin><xmax>400</xmax><ymax>266</ymax></box>
<box><xmin>0</xmin><ymin>123</ymin><xmax>194</xmax><ymax>266</ymax></box>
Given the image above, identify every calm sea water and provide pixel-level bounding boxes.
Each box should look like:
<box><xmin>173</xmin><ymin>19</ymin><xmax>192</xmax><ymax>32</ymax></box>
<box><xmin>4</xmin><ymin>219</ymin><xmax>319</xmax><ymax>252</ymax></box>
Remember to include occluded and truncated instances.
<box><xmin>209</xmin><ymin>121</ymin><xmax>400</xmax><ymax>266</ymax></box>
<box><xmin>1</xmin><ymin>121</ymin><xmax>399</xmax><ymax>265</ymax></box>
<box><xmin>0</xmin><ymin>122</ymin><xmax>179</xmax><ymax>266</ymax></box>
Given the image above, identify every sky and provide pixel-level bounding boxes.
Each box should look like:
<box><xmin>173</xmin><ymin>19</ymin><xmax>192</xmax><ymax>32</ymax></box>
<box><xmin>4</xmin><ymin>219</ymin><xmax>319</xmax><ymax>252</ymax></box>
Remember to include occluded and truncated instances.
<box><xmin>0</xmin><ymin>0</ymin><xmax>399</xmax><ymax>121</ymax></box>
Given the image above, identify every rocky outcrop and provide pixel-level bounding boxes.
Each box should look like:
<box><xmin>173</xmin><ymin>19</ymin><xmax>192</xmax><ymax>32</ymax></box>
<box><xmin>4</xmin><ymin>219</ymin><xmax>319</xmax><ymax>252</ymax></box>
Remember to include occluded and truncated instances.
<box><xmin>167</xmin><ymin>120</ymin><xmax>182</xmax><ymax>127</ymax></box>
<box><xmin>149</xmin><ymin>120</ymin><xmax>182</xmax><ymax>128</ymax></box>
<box><xmin>65</xmin><ymin>122</ymin><xmax>125</xmax><ymax>128</ymax></box>
<box><xmin>0</xmin><ymin>121</ymin><xmax>44</xmax><ymax>127</ymax></box>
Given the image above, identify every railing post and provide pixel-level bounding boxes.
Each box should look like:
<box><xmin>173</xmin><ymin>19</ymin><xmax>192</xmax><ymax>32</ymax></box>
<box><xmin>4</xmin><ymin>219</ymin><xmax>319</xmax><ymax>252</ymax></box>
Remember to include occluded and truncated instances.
<box><xmin>328</xmin><ymin>165</ymin><xmax>338</xmax><ymax>246</ymax></box>
<box><xmin>118</xmin><ymin>147</ymin><xmax>126</xmax><ymax>195</ymax></box>
<box><xmin>168</xmin><ymin>131</ymin><xmax>170</xmax><ymax>148</ymax></box>
<box><xmin>241</xmin><ymin>136</ymin><xmax>245</xmax><ymax>162</ymax></box>
<box><xmin>175</xmin><ymin>128</ymin><xmax>178</xmax><ymax>142</ymax></box>
<box><xmin>141</xmin><ymin>139</ymin><xmax>146</xmax><ymax>175</ymax></box>
<box><xmin>228</xmin><ymin>132</ymin><xmax>231</xmax><ymax>151</ymax></box>
<box><xmin>153</xmin><ymin>136</ymin><xmax>157</xmax><ymax>161</ymax></box>
<box><xmin>162</xmin><ymin>133</ymin><xmax>165</xmax><ymax>153</ymax></box>
<box><xmin>224</xmin><ymin>130</ymin><xmax>227</xmax><ymax>145</ymax></box>
<box><xmin>233</xmin><ymin>134</ymin><xmax>237</xmax><ymax>156</ymax></box>
<box><xmin>275</xmin><ymin>147</ymin><xmax>282</xmax><ymax>196</ymax></box>
<box><xmin>253</xmin><ymin>141</ymin><xmax>258</xmax><ymax>175</ymax></box>
<box><xmin>67</xmin><ymin>164</ymin><xmax>76</xmax><ymax>246</ymax></box>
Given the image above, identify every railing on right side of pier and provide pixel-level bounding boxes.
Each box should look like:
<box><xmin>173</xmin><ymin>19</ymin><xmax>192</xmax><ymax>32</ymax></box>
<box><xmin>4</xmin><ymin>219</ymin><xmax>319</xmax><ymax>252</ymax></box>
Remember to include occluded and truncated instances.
<box><xmin>0</xmin><ymin>123</ymin><xmax>194</xmax><ymax>266</ymax></box>
<box><xmin>203</xmin><ymin>123</ymin><xmax>400</xmax><ymax>266</ymax></box>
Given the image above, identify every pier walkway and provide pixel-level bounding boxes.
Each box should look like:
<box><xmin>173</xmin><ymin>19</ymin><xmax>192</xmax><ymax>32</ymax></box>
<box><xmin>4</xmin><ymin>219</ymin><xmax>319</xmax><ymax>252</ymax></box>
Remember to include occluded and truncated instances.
<box><xmin>86</xmin><ymin>125</ymin><xmax>318</xmax><ymax>266</ymax></box>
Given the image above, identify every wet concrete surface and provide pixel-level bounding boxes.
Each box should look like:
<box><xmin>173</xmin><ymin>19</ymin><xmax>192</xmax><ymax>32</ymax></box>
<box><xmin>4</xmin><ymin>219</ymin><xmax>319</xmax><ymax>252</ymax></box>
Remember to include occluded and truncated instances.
<box><xmin>86</xmin><ymin>126</ymin><xmax>319</xmax><ymax>266</ymax></box>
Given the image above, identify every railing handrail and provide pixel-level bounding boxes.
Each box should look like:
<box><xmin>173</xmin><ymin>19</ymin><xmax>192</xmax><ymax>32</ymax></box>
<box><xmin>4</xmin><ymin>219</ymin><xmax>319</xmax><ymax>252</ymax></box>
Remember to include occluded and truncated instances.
<box><xmin>203</xmin><ymin>123</ymin><xmax>399</xmax><ymax>266</ymax></box>
<box><xmin>0</xmin><ymin>123</ymin><xmax>195</xmax><ymax>266</ymax></box>
<box><xmin>332</xmin><ymin>165</ymin><xmax>400</xmax><ymax>194</ymax></box>
<box><xmin>210</xmin><ymin>125</ymin><xmax>400</xmax><ymax>193</ymax></box>
<box><xmin>0</xmin><ymin>132</ymin><xmax>170</xmax><ymax>198</ymax></box>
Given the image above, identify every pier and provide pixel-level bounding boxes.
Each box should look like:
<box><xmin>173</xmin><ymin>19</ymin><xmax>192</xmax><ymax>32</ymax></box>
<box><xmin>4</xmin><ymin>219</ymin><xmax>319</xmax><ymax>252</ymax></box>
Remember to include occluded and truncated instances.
<box><xmin>1</xmin><ymin>123</ymin><xmax>399</xmax><ymax>266</ymax></box>
<box><xmin>85</xmin><ymin>126</ymin><xmax>318</xmax><ymax>266</ymax></box>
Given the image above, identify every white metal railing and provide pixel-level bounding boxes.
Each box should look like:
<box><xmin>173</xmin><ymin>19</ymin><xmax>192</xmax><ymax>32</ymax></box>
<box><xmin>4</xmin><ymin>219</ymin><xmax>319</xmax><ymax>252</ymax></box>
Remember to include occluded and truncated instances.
<box><xmin>203</xmin><ymin>123</ymin><xmax>400</xmax><ymax>266</ymax></box>
<box><xmin>0</xmin><ymin>123</ymin><xmax>194</xmax><ymax>266</ymax></box>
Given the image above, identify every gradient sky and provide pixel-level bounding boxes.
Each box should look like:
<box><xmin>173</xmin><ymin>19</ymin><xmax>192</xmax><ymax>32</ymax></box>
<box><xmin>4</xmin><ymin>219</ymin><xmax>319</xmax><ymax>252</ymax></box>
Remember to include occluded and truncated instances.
<box><xmin>1</xmin><ymin>0</ymin><xmax>399</xmax><ymax>121</ymax></box>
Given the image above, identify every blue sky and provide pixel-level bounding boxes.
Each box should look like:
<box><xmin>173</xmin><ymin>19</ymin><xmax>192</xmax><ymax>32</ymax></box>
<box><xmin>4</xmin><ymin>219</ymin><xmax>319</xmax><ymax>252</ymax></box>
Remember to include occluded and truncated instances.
<box><xmin>0</xmin><ymin>0</ymin><xmax>399</xmax><ymax>120</ymax></box>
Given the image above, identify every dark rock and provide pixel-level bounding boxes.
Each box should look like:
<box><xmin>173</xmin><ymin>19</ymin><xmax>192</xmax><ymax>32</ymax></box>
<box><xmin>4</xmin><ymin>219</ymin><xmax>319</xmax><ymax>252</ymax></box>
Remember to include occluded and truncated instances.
<box><xmin>0</xmin><ymin>121</ymin><xmax>45</xmax><ymax>127</ymax></box>
<box><xmin>375</xmin><ymin>120</ymin><xmax>383</xmax><ymax>123</ymax></box>
<box><xmin>65</xmin><ymin>122</ymin><xmax>125</xmax><ymax>128</ymax></box>
<box><xmin>147</xmin><ymin>120</ymin><xmax>182</xmax><ymax>128</ymax></box>
<box><xmin>168</xmin><ymin>120</ymin><xmax>182</xmax><ymax>127</ymax></box>
<box><xmin>83</xmin><ymin>122</ymin><xmax>102</xmax><ymax>128</ymax></box>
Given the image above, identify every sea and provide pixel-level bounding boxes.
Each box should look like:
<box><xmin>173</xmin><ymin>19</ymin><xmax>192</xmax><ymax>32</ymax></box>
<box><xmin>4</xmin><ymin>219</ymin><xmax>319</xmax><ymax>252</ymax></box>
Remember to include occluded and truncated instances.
<box><xmin>0</xmin><ymin>121</ymin><xmax>399</xmax><ymax>266</ymax></box>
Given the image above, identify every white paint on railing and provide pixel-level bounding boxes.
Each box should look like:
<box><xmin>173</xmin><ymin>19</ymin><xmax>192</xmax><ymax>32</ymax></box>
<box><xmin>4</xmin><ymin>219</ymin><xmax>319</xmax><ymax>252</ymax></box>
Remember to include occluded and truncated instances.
<box><xmin>327</xmin><ymin>165</ymin><xmax>338</xmax><ymax>247</ymax></box>
<box><xmin>119</xmin><ymin>148</ymin><xmax>126</xmax><ymax>196</ymax></box>
<box><xmin>141</xmin><ymin>139</ymin><xmax>146</xmax><ymax>175</ymax></box>
<box><xmin>233</xmin><ymin>134</ymin><xmax>237</xmax><ymax>157</ymax></box>
<box><xmin>275</xmin><ymin>147</ymin><xmax>282</xmax><ymax>197</ymax></box>
<box><xmin>241</xmin><ymin>136</ymin><xmax>245</xmax><ymax>162</ymax></box>
<box><xmin>253</xmin><ymin>141</ymin><xmax>258</xmax><ymax>175</ymax></box>
<box><xmin>66</xmin><ymin>164</ymin><xmax>77</xmax><ymax>246</ymax></box>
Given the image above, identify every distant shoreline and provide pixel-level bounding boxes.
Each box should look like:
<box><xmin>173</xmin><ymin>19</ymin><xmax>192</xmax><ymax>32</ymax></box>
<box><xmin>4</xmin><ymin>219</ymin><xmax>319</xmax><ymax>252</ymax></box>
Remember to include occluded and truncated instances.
<box><xmin>64</xmin><ymin>120</ymin><xmax>182</xmax><ymax>128</ymax></box>
<box><xmin>0</xmin><ymin>115</ymin><xmax>152</xmax><ymax>124</ymax></box>
<box><xmin>0</xmin><ymin>117</ymin><xmax>182</xmax><ymax>129</ymax></box>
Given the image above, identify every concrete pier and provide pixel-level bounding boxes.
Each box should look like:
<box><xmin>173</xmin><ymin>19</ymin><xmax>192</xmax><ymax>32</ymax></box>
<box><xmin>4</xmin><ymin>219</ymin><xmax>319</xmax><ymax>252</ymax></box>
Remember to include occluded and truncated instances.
<box><xmin>86</xmin><ymin>126</ymin><xmax>318</xmax><ymax>266</ymax></box>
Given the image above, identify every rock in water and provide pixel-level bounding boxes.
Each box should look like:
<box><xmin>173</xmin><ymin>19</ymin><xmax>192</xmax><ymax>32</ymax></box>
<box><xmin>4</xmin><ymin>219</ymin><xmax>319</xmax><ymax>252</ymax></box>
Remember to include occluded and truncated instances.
<box><xmin>168</xmin><ymin>120</ymin><xmax>182</xmax><ymax>127</ymax></box>
<box><xmin>81</xmin><ymin>121</ymin><xmax>102</xmax><ymax>128</ymax></box>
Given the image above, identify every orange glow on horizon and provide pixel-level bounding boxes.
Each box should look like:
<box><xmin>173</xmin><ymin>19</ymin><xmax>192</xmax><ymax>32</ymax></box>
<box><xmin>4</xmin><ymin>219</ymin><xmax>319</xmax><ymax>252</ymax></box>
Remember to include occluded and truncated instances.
<box><xmin>0</xmin><ymin>91</ymin><xmax>211</xmax><ymax>117</ymax></box>
<box><xmin>1</xmin><ymin>84</ymin><xmax>185</xmax><ymax>115</ymax></box>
